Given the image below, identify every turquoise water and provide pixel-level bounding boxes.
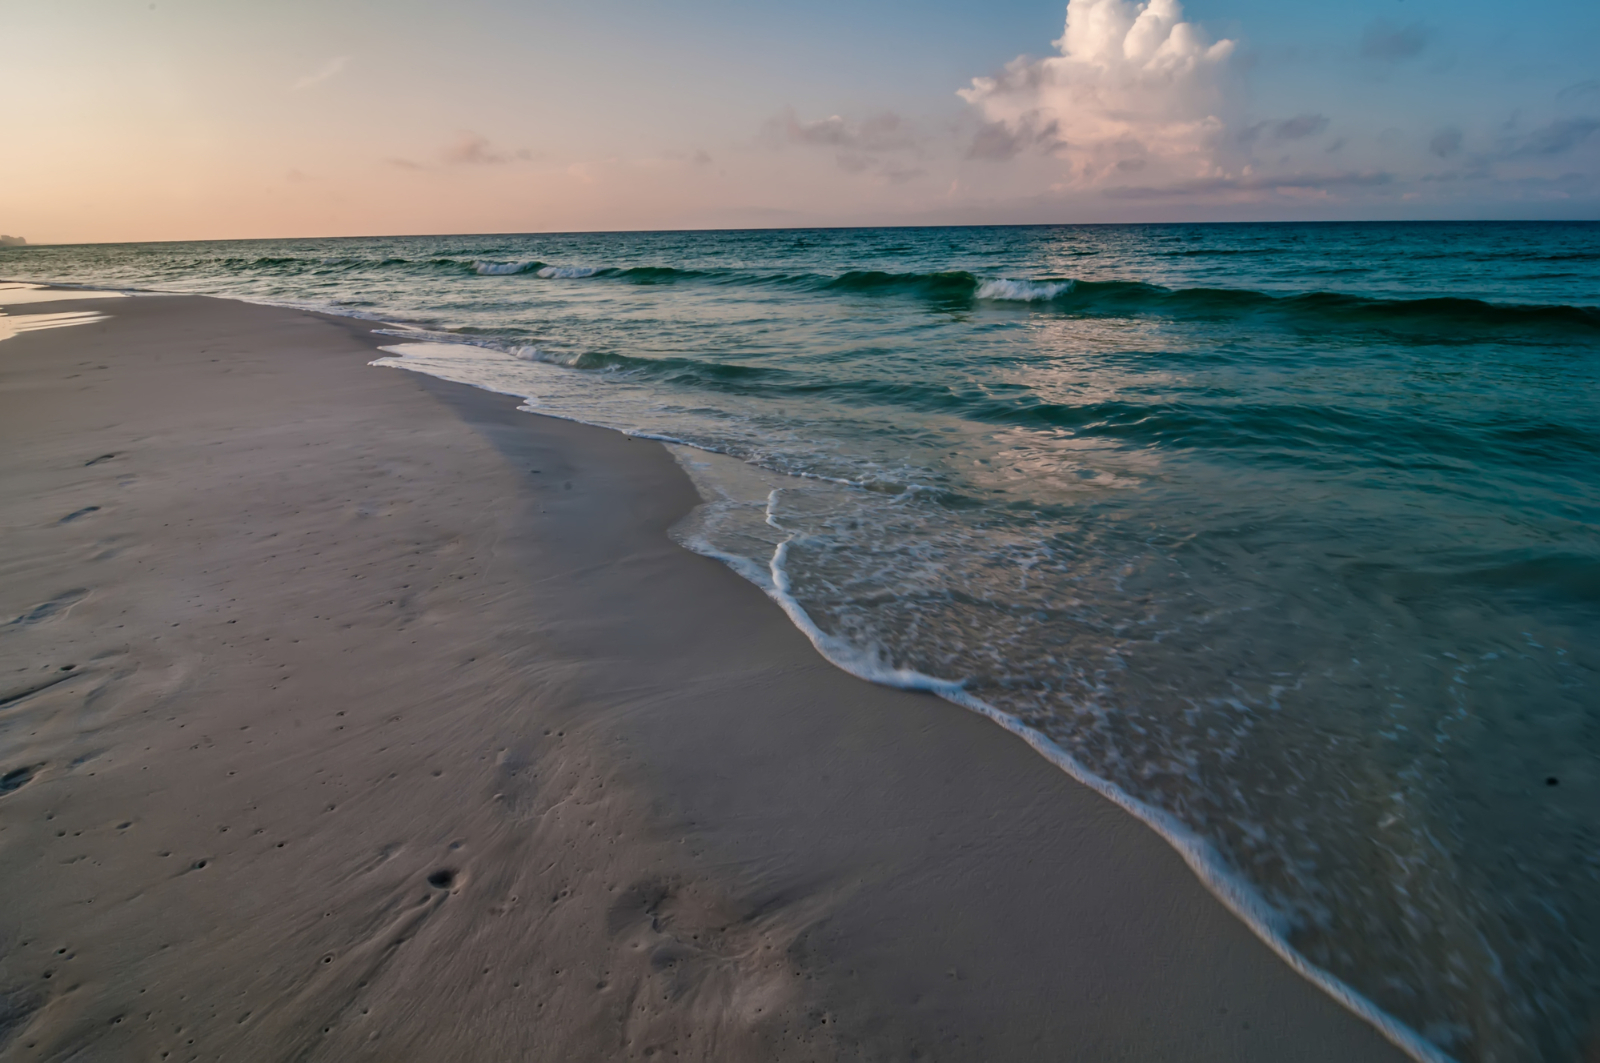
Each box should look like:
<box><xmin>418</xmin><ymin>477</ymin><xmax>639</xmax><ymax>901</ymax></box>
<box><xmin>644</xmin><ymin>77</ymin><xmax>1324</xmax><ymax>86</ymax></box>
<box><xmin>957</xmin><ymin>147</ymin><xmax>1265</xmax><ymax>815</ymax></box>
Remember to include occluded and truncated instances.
<box><xmin>5</xmin><ymin>223</ymin><xmax>1597</xmax><ymax>1062</ymax></box>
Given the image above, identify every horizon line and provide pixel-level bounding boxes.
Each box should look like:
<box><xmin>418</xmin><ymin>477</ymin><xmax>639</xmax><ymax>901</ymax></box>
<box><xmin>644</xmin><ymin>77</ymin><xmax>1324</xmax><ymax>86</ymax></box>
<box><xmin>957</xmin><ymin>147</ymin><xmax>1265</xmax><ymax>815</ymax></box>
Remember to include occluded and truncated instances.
<box><xmin>7</xmin><ymin>216</ymin><xmax>1600</xmax><ymax>248</ymax></box>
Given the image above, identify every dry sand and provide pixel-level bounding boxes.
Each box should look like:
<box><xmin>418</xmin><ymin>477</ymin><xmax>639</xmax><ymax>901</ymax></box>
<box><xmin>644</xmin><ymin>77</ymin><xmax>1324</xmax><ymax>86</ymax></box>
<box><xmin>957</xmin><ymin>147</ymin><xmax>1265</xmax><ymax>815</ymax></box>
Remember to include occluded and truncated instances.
<box><xmin>0</xmin><ymin>292</ymin><xmax>1410</xmax><ymax>1061</ymax></box>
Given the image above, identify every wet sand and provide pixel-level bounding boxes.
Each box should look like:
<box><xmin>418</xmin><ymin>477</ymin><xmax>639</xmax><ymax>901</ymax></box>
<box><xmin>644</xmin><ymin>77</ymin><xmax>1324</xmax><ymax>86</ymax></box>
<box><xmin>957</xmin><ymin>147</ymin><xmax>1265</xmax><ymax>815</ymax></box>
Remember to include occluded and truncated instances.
<box><xmin>0</xmin><ymin>292</ymin><xmax>1409</xmax><ymax>1061</ymax></box>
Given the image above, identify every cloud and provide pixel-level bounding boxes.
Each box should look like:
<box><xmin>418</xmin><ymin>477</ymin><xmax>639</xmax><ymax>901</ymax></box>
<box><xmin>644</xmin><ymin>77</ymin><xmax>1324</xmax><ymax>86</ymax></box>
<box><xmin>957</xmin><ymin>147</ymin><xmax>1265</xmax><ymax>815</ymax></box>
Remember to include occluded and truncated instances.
<box><xmin>659</xmin><ymin>147</ymin><xmax>715</xmax><ymax>167</ymax></box>
<box><xmin>1359</xmin><ymin>21</ymin><xmax>1430</xmax><ymax>62</ymax></box>
<box><xmin>1240</xmin><ymin>113</ymin><xmax>1330</xmax><ymax>144</ymax></box>
<box><xmin>774</xmin><ymin>110</ymin><xmax>916</xmax><ymax>153</ymax></box>
<box><xmin>1429</xmin><ymin>127</ymin><xmax>1463</xmax><ymax>158</ymax></box>
<box><xmin>383</xmin><ymin>133</ymin><xmax>536</xmax><ymax>170</ymax></box>
<box><xmin>441</xmin><ymin>131</ymin><xmax>533</xmax><ymax>165</ymax></box>
<box><xmin>958</xmin><ymin>0</ymin><xmax>1237</xmax><ymax>187</ymax></box>
<box><xmin>1104</xmin><ymin>169</ymin><xmax>1393</xmax><ymax>199</ymax></box>
<box><xmin>936</xmin><ymin>0</ymin><xmax>1599</xmax><ymax>213</ymax></box>
<box><xmin>1511</xmin><ymin>117</ymin><xmax>1600</xmax><ymax>156</ymax></box>
<box><xmin>766</xmin><ymin>108</ymin><xmax>925</xmax><ymax>181</ymax></box>
<box><xmin>967</xmin><ymin>118</ymin><xmax>1062</xmax><ymax>161</ymax></box>
<box><xmin>292</xmin><ymin>56</ymin><xmax>348</xmax><ymax>91</ymax></box>
<box><xmin>1268</xmin><ymin>114</ymin><xmax>1329</xmax><ymax>141</ymax></box>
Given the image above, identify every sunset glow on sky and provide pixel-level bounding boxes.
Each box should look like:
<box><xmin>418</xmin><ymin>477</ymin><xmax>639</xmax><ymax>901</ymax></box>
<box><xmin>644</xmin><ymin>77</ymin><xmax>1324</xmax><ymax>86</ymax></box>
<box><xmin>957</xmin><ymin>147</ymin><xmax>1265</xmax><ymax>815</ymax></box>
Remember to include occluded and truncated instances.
<box><xmin>3</xmin><ymin>0</ymin><xmax>1598</xmax><ymax>242</ymax></box>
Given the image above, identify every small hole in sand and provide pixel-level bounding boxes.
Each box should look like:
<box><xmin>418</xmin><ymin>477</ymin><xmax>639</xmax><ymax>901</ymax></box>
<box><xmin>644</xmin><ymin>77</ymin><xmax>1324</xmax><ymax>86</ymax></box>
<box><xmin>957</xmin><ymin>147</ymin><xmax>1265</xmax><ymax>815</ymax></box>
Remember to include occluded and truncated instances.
<box><xmin>428</xmin><ymin>869</ymin><xmax>456</xmax><ymax>889</ymax></box>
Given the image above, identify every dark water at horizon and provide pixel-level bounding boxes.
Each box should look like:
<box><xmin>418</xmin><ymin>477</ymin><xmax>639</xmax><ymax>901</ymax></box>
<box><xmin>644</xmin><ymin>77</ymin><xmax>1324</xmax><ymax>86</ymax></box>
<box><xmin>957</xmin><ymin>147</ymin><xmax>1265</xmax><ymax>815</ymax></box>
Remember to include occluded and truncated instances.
<box><xmin>5</xmin><ymin>222</ymin><xmax>1597</xmax><ymax>1063</ymax></box>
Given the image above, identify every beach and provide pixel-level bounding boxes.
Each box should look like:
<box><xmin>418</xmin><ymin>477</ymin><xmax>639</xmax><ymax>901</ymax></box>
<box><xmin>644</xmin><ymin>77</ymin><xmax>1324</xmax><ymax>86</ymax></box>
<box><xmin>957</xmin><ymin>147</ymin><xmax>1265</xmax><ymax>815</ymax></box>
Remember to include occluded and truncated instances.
<box><xmin>0</xmin><ymin>290</ymin><xmax>1419</xmax><ymax>1060</ymax></box>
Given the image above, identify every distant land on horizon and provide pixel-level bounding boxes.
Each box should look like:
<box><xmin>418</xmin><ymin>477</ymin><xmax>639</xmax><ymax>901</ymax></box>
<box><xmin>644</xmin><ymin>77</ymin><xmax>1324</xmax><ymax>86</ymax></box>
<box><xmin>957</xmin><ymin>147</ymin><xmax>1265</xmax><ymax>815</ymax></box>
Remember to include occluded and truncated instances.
<box><xmin>0</xmin><ymin>236</ymin><xmax>27</xmax><ymax>247</ymax></box>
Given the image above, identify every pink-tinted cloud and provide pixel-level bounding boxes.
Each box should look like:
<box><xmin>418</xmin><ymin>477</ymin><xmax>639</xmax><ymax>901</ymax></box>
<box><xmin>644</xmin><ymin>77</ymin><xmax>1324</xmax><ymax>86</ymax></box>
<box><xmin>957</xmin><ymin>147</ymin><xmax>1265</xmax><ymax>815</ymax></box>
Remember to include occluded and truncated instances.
<box><xmin>959</xmin><ymin>0</ymin><xmax>1237</xmax><ymax>187</ymax></box>
<box><xmin>441</xmin><ymin>132</ymin><xmax>534</xmax><ymax>166</ymax></box>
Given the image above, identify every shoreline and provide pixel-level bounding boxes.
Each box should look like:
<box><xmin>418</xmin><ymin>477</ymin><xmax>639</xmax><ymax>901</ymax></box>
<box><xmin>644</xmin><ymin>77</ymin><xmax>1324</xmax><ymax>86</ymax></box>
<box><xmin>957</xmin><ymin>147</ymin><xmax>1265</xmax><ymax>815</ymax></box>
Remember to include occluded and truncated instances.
<box><xmin>1</xmin><ymin>287</ymin><xmax>1415</xmax><ymax>1060</ymax></box>
<box><xmin>370</xmin><ymin>331</ymin><xmax>1452</xmax><ymax>1063</ymax></box>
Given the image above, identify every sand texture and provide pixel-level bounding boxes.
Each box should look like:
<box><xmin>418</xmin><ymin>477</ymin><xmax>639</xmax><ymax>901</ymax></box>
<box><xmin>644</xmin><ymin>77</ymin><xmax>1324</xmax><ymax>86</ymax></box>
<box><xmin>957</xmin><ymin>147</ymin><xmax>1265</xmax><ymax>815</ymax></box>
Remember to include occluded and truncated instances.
<box><xmin>0</xmin><ymin>293</ymin><xmax>1408</xmax><ymax>1061</ymax></box>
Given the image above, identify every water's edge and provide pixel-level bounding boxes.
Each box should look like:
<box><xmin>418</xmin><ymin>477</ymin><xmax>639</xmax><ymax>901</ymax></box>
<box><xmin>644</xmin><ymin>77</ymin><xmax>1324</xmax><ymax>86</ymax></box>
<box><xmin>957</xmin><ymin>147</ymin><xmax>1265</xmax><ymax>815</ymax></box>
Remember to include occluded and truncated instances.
<box><xmin>363</xmin><ymin>340</ymin><xmax>1455</xmax><ymax>1063</ymax></box>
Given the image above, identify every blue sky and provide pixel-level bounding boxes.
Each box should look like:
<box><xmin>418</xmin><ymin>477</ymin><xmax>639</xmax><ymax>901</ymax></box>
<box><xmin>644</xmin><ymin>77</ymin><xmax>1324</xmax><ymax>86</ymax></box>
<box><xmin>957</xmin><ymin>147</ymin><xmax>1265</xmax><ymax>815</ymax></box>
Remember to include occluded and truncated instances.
<box><xmin>3</xmin><ymin>0</ymin><xmax>1597</xmax><ymax>240</ymax></box>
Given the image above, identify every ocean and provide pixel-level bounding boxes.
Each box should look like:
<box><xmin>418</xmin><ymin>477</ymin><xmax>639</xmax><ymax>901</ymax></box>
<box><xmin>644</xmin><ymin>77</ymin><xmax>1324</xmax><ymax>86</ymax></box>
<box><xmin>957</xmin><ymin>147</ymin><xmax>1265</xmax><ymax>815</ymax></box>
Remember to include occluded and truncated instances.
<box><xmin>4</xmin><ymin>222</ymin><xmax>1596</xmax><ymax>1063</ymax></box>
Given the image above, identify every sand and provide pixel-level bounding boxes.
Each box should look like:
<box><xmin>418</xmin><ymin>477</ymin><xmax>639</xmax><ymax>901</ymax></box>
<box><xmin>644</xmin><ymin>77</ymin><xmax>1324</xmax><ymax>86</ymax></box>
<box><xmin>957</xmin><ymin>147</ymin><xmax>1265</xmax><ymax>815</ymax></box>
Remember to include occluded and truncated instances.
<box><xmin>0</xmin><ymin>291</ymin><xmax>1411</xmax><ymax>1061</ymax></box>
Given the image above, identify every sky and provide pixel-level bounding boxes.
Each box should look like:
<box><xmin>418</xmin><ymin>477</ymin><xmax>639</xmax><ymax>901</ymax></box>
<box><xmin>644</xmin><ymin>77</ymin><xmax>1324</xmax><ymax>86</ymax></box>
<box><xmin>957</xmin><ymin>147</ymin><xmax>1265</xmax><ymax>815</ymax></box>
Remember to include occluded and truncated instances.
<box><xmin>2</xmin><ymin>0</ymin><xmax>1598</xmax><ymax>242</ymax></box>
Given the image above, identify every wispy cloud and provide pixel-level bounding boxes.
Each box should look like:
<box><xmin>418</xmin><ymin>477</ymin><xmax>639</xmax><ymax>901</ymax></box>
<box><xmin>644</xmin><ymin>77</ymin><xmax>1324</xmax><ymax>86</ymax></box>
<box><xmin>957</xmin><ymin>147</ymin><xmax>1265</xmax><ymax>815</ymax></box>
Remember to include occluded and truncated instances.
<box><xmin>1511</xmin><ymin>117</ymin><xmax>1600</xmax><ymax>157</ymax></box>
<box><xmin>1104</xmin><ymin>170</ymin><xmax>1393</xmax><ymax>199</ymax></box>
<box><xmin>777</xmin><ymin>110</ymin><xmax>916</xmax><ymax>153</ymax></box>
<box><xmin>766</xmin><ymin>108</ymin><xmax>925</xmax><ymax>182</ymax></box>
<box><xmin>441</xmin><ymin>132</ymin><xmax>534</xmax><ymax>165</ymax></box>
<box><xmin>1241</xmin><ymin>114</ymin><xmax>1330</xmax><ymax>144</ymax></box>
<box><xmin>1430</xmin><ymin>127</ymin><xmax>1463</xmax><ymax>159</ymax></box>
<box><xmin>292</xmin><ymin>56</ymin><xmax>348</xmax><ymax>92</ymax></box>
<box><xmin>381</xmin><ymin>134</ymin><xmax>537</xmax><ymax>172</ymax></box>
<box><xmin>653</xmin><ymin>147</ymin><xmax>717</xmax><ymax>168</ymax></box>
<box><xmin>1359</xmin><ymin>21</ymin><xmax>1430</xmax><ymax>63</ymax></box>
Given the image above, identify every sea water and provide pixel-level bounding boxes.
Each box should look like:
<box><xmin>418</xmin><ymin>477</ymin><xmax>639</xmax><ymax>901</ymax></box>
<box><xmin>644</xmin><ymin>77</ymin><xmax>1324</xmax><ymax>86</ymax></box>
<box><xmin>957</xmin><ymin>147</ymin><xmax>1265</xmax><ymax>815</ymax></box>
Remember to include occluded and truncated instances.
<box><xmin>5</xmin><ymin>223</ymin><xmax>1597</xmax><ymax>1063</ymax></box>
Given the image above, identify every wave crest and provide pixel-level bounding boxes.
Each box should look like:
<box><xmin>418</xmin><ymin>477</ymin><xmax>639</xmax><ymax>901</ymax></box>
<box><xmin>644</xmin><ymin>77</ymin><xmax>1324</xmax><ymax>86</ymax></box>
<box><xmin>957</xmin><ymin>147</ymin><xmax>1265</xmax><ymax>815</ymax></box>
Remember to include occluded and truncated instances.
<box><xmin>536</xmin><ymin>265</ymin><xmax>604</xmax><ymax>279</ymax></box>
<box><xmin>473</xmin><ymin>260</ymin><xmax>544</xmax><ymax>276</ymax></box>
<box><xmin>976</xmin><ymin>278</ymin><xmax>1076</xmax><ymax>301</ymax></box>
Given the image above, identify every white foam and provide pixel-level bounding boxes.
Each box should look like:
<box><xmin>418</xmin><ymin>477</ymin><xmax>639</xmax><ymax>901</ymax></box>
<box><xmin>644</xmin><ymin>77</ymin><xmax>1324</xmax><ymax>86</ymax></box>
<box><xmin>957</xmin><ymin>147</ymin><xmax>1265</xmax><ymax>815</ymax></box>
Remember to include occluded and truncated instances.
<box><xmin>472</xmin><ymin>261</ymin><xmax>536</xmax><ymax>276</ymax></box>
<box><xmin>975</xmin><ymin>278</ymin><xmax>1074</xmax><ymax>301</ymax></box>
<box><xmin>536</xmin><ymin>265</ymin><xmax>603</xmax><ymax>279</ymax></box>
<box><xmin>370</xmin><ymin>341</ymin><xmax>552</xmax><ymax>401</ymax></box>
<box><xmin>509</xmin><ymin>344</ymin><xmax>587</xmax><ymax>367</ymax></box>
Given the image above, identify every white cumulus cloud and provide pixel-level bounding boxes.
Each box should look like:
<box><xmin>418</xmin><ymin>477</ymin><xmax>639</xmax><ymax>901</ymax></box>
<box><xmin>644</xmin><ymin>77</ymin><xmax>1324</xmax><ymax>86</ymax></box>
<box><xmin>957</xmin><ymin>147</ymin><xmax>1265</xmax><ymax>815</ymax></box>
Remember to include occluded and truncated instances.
<box><xmin>959</xmin><ymin>0</ymin><xmax>1237</xmax><ymax>187</ymax></box>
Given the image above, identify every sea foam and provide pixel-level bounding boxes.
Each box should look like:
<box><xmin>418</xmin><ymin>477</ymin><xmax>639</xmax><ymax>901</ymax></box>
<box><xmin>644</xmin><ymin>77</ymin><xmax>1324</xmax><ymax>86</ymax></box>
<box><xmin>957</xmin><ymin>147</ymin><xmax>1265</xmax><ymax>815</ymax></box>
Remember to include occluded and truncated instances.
<box><xmin>536</xmin><ymin>265</ymin><xmax>604</xmax><ymax>279</ymax></box>
<box><xmin>473</xmin><ymin>260</ymin><xmax>539</xmax><ymax>275</ymax></box>
<box><xmin>975</xmin><ymin>277</ymin><xmax>1075</xmax><ymax>301</ymax></box>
